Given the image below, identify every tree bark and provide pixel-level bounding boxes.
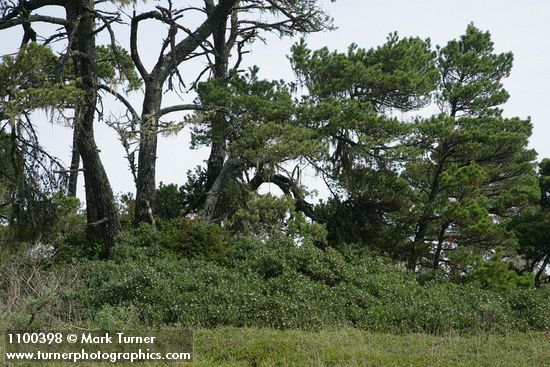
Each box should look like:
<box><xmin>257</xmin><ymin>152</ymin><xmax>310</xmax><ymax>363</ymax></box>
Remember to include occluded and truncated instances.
<box><xmin>68</xmin><ymin>106</ymin><xmax>80</xmax><ymax>196</ymax></box>
<box><xmin>409</xmin><ymin>142</ymin><xmax>449</xmax><ymax>270</ymax></box>
<box><xmin>535</xmin><ymin>254</ymin><xmax>549</xmax><ymax>287</ymax></box>
<box><xmin>432</xmin><ymin>222</ymin><xmax>451</xmax><ymax>271</ymax></box>
<box><xmin>205</xmin><ymin>14</ymin><xmax>230</xmax><ymax>189</ymax></box>
<box><xmin>135</xmin><ymin>83</ymin><xmax>162</xmax><ymax>224</ymax></box>
<box><xmin>202</xmin><ymin>156</ymin><xmax>241</xmax><ymax>222</ymax></box>
<box><xmin>66</xmin><ymin>0</ymin><xmax>120</xmax><ymax>255</ymax></box>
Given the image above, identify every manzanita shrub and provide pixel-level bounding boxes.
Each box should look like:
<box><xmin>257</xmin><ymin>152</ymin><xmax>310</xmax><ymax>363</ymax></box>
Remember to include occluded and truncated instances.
<box><xmin>58</xmin><ymin>230</ymin><xmax>550</xmax><ymax>334</ymax></box>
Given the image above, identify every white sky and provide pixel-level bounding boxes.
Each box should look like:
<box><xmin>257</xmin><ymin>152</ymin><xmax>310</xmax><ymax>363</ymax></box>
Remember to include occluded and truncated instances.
<box><xmin>2</xmin><ymin>0</ymin><xmax>550</xmax><ymax>202</ymax></box>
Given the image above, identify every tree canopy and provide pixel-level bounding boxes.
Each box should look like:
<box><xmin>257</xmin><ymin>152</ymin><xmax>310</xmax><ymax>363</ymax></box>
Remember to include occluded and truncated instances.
<box><xmin>0</xmin><ymin>1</ymin><xmax>547</xmax><ymax>285</ymax></box>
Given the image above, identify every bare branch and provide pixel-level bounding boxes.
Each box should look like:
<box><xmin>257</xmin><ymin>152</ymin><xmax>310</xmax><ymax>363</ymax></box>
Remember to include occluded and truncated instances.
<box><xmin>158</xmin><ymin>104</ymin><xmax>208</xmax><ymax>117</ymax></box>
<box><xmin>130</xmin><ymin>10</ymin><xmax>153</xmax><ymax>79</ymax></box>
<box><xmin>1</xmin><ymin>0</ymin><xmax>65</xmax><ymax>21</ymax></box>
<box><xmin>97</xmin><ymin>84</ymin><xmax>140</xmax><ymax>122</ymax></box>
<box><xmin>0</xmin><ymin>14</ymin><xmax>68</xmax><ymax>29</ymax></box>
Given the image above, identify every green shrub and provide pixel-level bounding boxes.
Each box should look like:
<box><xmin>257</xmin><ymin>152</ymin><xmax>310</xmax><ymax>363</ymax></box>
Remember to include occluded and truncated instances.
<box><xmin>5</xmin><ymin>226</ymin><xmax>549</xmax><ymax>335</ymax></box>
<box><xmin>463</xmin><ymin>249</ymin><xmax>535</xmax><ymax>291</ymax></box>
<box><xmin>93</xmin><ymin>304</ymin><xmax>142</xmax><ymax>332</ymax></box>
<box><xmin>54</xmin><ymin>230</ymin><xmax>103</xmax><ymax>262</ymax></box>
<box><xmin>110</xmin><ymin>219</ymin><xmax>232</xmax><ymax>263</ymax></box>
<box><xmin>158</xmin><ymin>218</ymin><xmax>231</xmax><ymax>262</ymax></box>
<box><xmin>59</xmin><ymin>234</ymin><xmax>550</xmax><ymax>334</ymax></box>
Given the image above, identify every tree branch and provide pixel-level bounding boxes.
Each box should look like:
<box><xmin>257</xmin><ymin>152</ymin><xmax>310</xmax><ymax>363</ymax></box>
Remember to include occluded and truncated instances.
<box><xmin>250</xmin><ymin>172</ymin><xmax>318</xmax><ymax>221</ymax></box>
<box><xmin>155</xmin><ymin>0</ymin><xmax>238</xmax><ymax>81</ymax></box>
<box><xmin>97</xmin><ymin>84</ymin><xmax>140</xmax><ymax>122</ymax></box>
<box><xmin>1</xmin><ymin>0</ymin><xmax>65</xmax><ymax>21</ymax></box>
<box><xmin>0</xmin><ymin>14</ymin><xmax>68</xmax><ymax>29</ymax></box>
<box><xmin>158</xmin><ymin>104</ymin><xmax>206</xmax><ymax>117</ymax></box>
<box><xmin>130</xmin><ymin>10</ymin><xmax>152</xmax><ymax>79</ymax></box>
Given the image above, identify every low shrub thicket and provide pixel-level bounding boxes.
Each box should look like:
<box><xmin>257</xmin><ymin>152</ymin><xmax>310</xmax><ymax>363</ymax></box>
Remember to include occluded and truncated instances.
<box><xmin>2</xmin><ymin>223</ymin><xmax>549</xmax><ymax>334</ymax></box>
<box><xmin>52</xmin><ymin>226</ymin><xmax>550</xmax><ymax>334</ymax></box>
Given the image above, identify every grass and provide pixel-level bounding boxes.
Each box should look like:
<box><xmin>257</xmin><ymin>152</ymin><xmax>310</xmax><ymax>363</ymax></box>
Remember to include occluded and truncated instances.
<box><xmin>192</xmin><ymin>328</ymin><xmax>550</xmax><ymax>367</ymax></box>
<box><xmin>1</xmin><ymin>327</ymin><xmax>549</xmax><ymax>366</ymax></box>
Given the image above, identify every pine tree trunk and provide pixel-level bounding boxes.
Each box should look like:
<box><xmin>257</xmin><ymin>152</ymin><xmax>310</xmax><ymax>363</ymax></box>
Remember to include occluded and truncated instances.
<box><xmin>204</xmin><ymin>16</ymin><xmax>230</xmax><ymax>214</ymax></box>
<box><xmin>68</xmin><ymin>106</ymin><xmax>79</xmax><ymax>196</ymax></box>
<box><xmin>203</xmin><ymin>156</ymin><xmax>241</xmax><ymax>222</ymax></box>
<box><xmin>66</xmin><ymin>0</ymin><xmax>120</xmax><ymax>255</ymax></box>
<box><xmin>134</xmin><ymin>83</ymin><xmax>162</xmax><ymax>225</ymax></box>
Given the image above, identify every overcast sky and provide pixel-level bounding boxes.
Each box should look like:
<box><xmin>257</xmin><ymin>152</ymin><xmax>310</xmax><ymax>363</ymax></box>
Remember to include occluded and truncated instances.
<box><xmin>2</xmin><ymin>0</ymin><xmax>550</xmax><ymax>202</ymax></box>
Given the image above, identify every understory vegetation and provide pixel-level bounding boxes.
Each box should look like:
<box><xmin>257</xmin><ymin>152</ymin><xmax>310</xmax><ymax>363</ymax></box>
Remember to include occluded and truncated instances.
<box><xmin>1</xmin><ymin>219</ymin><xmax>549</xmax><ymax>335</ymax></box>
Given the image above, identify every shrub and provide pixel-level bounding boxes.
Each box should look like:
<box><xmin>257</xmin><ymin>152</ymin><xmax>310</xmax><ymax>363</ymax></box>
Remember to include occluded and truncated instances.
<box><xmin>59</xmin><ymin>234</ymin><xmax>550</xmax><ymax>334</ymax></box>
<box><xmin>110</xmin><ymin>219</ymin><xmax>232</xmax><ymax>263</ymax></box>
<box><xmin>4</xmin><ymin>226</ymin><xmax>549</xmax><ymax>334</ymax></box>
<box><xmin>158</xmin><ymin>218</ymin><xmax>231</xmax><ymax>262</ymax></box>
<box><xmin>93</xmin><ymin>304</ymin><xmax>142</xmax><ymax>332</ymax></box>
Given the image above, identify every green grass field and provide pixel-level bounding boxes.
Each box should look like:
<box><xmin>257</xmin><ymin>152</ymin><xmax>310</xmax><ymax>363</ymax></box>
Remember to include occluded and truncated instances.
<box><xmin>2</xmin><ymin>328</ymin><xmax>550</xmax><ymax>366</ymax></box>
<box><xmin>191</xmin><ymin>328</ymin><xmax>550</xmax><ymax>367</ymax></box>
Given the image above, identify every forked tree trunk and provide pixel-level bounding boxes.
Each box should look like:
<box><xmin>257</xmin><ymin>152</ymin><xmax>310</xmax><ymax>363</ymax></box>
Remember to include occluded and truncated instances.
<box><xmin>133</xmin><ymin>0</ymin><xmax>238</xmax><ymax>224</ymax></box>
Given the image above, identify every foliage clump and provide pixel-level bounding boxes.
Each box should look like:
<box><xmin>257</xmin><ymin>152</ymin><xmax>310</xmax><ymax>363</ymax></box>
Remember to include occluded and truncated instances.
<box><xmin>42</xmin><ymin>226</ymin><xmax>549</xmax><ymax>333</ymax></box>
